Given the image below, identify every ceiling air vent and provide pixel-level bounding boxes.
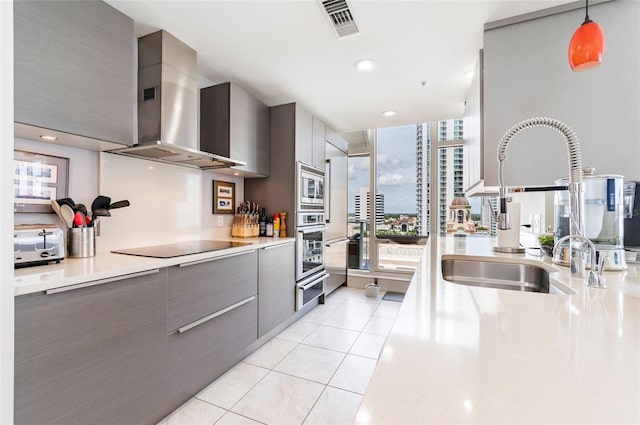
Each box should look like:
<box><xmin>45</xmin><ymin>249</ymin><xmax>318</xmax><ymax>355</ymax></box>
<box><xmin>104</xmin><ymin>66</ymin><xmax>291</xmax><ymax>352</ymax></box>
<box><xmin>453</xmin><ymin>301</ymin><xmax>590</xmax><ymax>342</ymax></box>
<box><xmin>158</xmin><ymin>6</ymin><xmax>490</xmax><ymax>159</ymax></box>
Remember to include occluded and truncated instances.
<box><xmin>320</xmin><ymin>0</ymin><xmax>360</xmax><ymax>39</ymax></box>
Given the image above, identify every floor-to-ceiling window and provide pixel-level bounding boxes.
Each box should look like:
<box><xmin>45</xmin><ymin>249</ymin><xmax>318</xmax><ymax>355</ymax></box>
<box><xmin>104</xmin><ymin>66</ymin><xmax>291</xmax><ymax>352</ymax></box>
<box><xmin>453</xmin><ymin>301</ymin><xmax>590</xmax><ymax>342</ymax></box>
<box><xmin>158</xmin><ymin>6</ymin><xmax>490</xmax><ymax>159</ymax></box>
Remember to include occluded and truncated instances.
<box><xmin>373</xmin><ymin>124</ymin><xmax>425</xmax><ymax>272</ymax></box>
<box><xmin>347</xmin><ymin>155</ymin><xmax>370</xmax><ymax>270</ymax></box>
<box><xmin>347</xmin><ymin>119</ymin><xmax>493</xmax><ymax>275</ymax></box>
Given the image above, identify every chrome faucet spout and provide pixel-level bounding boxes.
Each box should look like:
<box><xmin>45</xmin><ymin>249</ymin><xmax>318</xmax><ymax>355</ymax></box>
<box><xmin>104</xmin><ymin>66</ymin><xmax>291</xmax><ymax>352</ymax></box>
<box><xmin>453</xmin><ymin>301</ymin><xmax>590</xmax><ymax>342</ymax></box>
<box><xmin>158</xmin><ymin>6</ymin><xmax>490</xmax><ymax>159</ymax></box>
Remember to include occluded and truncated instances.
<box><xmin>553</xmin><ymin>235</ymin><xmax>606</xmax><ymax>288</ymax></box>
<box><xmin>496</xmin><ymin>117</ymin><xmax>584</xmax><ymax>237</ymax></box>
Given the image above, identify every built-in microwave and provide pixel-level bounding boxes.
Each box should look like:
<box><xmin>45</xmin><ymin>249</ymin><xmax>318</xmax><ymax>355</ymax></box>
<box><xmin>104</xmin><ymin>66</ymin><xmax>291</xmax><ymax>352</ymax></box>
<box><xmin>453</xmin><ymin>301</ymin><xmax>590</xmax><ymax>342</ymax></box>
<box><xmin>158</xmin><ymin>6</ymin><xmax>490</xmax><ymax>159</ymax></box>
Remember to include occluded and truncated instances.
<box><xmin>297</xmin><ymin>162</ymin><xmax>325</xmax><ymax>211</ymax></box>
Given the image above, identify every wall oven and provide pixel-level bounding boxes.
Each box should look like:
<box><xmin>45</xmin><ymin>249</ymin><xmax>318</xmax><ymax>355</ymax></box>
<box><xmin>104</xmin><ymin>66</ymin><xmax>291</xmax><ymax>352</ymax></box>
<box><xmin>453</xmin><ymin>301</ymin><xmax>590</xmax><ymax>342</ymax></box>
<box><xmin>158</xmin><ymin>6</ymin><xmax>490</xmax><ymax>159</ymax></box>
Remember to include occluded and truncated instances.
<box><xmin>295</xmin><ymin>220</ymin><xmax>328</xmax><ymax>310</ymax></box>
<box><xmin>295</xmin><ymin>162</ymin><xmax>327</xmax><ymax>310</ymax></box>
<box><xmin>296</xmin><ymin>269</ymin><xmax>329</xmax><ymax>311</ymax></box>
<box><xmin>296</xmin><ymin>224</ymin><xmax>326</xmax><ymax>281</ymax></box>
<box><xmin>297</xmin><ymin>162</ymin><xmax>325</xmax><ymax>210</ymax></box>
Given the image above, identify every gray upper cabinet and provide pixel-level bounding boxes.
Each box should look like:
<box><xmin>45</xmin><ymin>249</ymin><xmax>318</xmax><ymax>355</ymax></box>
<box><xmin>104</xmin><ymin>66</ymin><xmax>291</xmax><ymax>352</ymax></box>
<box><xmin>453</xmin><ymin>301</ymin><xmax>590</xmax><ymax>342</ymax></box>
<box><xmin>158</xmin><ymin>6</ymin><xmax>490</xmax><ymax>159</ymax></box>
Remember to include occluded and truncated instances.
<box><xmin>463</xmin><ymin>50</ymin><xmax>483</xmax><ymax>193</ymax></box>
<box><xmin>14</xmin><ymin>269</ymin><xmax>168</xmax><ymax>425</ymax></box>
<box><xmin>312</xmin><ymin>116</ymin><xmax>326</xmax><ymax>169</ymax></box>
<box><xmin>258</xmin><ymin>243</ymin><xmax>295</xmax><ymax>338</ymax></box>
<box><xmin>14</xmin><ymin>0</ymin><xmax>134</xmax><ymax>148</ymax></box>
<box><xmin>295</xmin><ymin>104</ymin><xmax>314</xmax><ymax>166</ymax></box>
<box><xmin>200</xmin><ymin>82</ymin><xmax>269</xmax><ymax>177</ymax></box>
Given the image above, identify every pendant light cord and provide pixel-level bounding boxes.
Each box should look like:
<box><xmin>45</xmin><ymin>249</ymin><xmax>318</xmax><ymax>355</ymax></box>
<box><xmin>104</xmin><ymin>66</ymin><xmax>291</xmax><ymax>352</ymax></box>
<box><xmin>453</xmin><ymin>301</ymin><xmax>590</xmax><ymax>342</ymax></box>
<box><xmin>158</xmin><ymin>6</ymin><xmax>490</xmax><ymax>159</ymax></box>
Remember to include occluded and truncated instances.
<box><xmin>584</xmin><ymin>0</ymin><xmax>592</xmax><ymax>24</ymax></box>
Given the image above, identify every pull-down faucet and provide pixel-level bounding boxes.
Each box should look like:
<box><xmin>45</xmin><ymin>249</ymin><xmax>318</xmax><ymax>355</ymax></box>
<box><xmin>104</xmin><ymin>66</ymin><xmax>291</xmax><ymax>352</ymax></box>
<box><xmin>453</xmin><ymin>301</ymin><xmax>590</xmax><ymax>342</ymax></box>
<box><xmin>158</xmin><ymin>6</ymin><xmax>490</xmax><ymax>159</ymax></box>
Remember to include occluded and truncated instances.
<box><xmin>496</xmin><ymin>117</ymin><xmax>591</xmax><ymax>280</ymax></box>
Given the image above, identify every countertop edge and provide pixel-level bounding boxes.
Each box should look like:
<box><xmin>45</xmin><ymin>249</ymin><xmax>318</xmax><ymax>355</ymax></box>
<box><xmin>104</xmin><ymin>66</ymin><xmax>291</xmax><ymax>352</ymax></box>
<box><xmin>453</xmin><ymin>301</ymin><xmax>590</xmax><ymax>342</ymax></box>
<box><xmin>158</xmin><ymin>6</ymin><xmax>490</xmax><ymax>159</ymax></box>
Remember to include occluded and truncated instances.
<box><xmin>14</xmin><ymin>238</ymin><xmax>294</xmax><ymax>296</ymax></box>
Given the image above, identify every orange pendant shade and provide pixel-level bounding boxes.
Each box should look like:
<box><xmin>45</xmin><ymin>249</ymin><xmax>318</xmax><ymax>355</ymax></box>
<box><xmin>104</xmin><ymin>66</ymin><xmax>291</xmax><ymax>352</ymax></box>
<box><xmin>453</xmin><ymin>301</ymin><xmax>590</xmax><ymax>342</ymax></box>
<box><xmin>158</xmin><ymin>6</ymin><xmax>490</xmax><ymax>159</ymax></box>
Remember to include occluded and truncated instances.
<box><xmin>568</xmin><ymin>20</ymin><xmax>606</xmax><ymax>72</ymax></box>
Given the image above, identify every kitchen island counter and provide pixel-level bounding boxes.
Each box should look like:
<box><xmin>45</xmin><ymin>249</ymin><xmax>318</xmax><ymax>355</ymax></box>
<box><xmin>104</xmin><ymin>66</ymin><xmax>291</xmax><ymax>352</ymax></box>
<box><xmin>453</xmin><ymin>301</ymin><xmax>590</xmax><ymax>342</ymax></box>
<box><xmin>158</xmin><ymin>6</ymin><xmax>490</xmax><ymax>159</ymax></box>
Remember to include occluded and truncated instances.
<box><xmin>356</xmin><ymin>236</ymin><xmax>640</xmax><ymax>424</ymax></box>
<box><xmin>14</xmin><ymin>237</ymin><xmax>294</xmax><ymax>296</ymax></box>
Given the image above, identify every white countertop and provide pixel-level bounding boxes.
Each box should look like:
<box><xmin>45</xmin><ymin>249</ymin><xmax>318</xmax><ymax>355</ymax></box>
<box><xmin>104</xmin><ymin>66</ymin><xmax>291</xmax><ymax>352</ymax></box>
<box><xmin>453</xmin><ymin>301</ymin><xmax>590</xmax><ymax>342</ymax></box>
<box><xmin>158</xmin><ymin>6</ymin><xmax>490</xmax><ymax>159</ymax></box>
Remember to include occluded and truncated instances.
<box><xmin>356</xmin><ymin>236</ymin><xmax>640</xmax><ymax>424</ymax></box>
<box><xmin>14</xmin><ymin>237</ymin><xmax>294</xmax><ymax>296</ymax></box>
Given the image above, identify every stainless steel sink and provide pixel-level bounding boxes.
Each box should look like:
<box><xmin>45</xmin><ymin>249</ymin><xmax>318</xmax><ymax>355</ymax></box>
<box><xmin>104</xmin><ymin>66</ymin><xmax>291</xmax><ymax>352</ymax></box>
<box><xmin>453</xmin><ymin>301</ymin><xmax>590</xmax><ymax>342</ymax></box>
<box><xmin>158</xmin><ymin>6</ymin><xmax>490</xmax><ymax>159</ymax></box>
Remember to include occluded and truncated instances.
<box><xmin>441</xmin><ymin>257</ymin><xmax>569</xmax><ymax>295</ymax></box>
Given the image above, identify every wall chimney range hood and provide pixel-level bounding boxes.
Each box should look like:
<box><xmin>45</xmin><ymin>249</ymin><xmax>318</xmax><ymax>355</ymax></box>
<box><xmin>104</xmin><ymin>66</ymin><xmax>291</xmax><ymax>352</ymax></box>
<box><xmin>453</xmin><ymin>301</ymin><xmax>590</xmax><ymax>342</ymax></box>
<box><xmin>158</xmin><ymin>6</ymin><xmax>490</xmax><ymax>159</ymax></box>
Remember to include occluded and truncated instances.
<box><xmin>108</xmin><ymin>30</ymin><xmax>245</xmax><ymax>170</ymax></box>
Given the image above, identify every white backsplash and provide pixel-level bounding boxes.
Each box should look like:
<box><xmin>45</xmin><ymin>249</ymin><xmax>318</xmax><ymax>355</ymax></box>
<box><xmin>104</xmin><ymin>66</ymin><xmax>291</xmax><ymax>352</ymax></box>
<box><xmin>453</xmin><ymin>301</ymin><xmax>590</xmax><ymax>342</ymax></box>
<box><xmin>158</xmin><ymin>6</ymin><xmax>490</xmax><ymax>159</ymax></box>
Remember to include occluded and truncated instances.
<box><xmin>14</xmin><ymin>138</ymin><xmax>99</xmax><ymax>227</ymax></box>
<box><xmin>98</xmin><ymin>152</ymin><xmax>244</xmax><ymax>253</ymax></box>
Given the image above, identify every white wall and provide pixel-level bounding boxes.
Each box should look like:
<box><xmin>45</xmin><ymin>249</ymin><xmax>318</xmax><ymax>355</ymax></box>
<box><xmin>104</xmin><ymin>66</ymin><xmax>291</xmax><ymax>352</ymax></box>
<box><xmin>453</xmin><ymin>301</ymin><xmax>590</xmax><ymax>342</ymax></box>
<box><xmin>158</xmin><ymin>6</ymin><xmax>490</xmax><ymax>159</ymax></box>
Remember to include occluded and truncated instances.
<box><xmin>14</xmin><ymin>138</ymin><xmax>99</xmax><ymax>228</ymax></box>
<box><xmin>483</xmin><ymin>0</ymin><xmax>640</xmax><ymax>187</ymax></box>
<box><xmin>98</xmin><ymin>152</ymin><xmax>243</xmax><ymax>252</ymax></box>
<box><xmin>0</xmin><ymin>1</ymin><xmax>14</xmax><ymax>422</ymax></box>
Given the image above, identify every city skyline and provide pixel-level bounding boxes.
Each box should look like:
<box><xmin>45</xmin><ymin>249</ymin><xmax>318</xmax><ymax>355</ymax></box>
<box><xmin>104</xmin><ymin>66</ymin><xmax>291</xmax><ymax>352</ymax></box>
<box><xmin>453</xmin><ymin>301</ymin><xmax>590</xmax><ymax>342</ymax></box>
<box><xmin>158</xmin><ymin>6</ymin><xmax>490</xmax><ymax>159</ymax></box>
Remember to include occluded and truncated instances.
<box><xmin>348</xmin><ymin>124</ymin><xmax>418</xmax><ymax>214</ymax></box>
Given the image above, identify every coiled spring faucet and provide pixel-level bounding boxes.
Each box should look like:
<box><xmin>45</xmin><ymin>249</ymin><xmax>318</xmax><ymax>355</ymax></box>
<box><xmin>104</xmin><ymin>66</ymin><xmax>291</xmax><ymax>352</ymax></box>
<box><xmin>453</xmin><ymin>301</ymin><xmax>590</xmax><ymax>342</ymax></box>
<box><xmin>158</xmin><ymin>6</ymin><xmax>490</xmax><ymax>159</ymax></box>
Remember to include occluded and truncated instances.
<box><xmin>497</xmin><ymin>117</ymin><xmax>584</xmax><ymax>235</ymax></box>
<box><xmin>497</xmin><ymin>118</ymin><xmax>592</xmax><ymax>280</ymax></box>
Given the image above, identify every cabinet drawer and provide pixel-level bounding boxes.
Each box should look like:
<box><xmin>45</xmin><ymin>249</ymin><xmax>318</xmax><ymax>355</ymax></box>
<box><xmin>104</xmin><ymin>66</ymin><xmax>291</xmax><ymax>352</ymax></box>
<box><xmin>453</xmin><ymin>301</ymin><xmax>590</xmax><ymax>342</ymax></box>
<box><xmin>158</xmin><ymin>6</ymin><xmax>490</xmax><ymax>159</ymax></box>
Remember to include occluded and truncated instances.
<box><xmin>168</xmin><ymin>250</ymin><xmax>257</xmax><ymax>332</ymax></box>
<box><xmin>167</xmin><ymin>298</ymin><xmax>257</xmax><ymax>407</ymax></box>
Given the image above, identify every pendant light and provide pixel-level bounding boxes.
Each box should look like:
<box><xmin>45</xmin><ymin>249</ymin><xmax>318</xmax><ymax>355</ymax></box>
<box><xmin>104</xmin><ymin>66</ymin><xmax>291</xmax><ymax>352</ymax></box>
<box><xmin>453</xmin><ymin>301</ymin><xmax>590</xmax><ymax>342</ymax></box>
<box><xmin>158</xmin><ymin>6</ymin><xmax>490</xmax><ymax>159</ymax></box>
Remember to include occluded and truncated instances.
<box><xmin>568</xmin><ymin>0</ymin><xmax>605</xmax><ymax>71</ymax></box>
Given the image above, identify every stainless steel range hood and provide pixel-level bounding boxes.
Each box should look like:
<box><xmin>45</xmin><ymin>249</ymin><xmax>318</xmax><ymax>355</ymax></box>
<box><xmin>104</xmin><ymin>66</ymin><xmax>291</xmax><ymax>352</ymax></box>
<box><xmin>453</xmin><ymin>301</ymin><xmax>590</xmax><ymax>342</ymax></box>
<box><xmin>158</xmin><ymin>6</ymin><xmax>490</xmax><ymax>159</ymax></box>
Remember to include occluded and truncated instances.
<box><xmin>107</xmin><ymin>30</ymin><xmax>245</xmax><ymax>170</ymax></box>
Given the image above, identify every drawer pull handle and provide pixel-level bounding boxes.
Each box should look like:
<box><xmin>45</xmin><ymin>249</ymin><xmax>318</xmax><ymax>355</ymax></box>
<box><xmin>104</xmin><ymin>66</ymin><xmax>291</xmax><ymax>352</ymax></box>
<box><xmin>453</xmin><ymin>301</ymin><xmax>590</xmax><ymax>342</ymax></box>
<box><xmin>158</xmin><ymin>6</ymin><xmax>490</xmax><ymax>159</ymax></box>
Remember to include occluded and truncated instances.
<box><xmin>325</xmin><ymin>238</ymin><xmax>350</xmax><ymax>247</ymax></box>
<box><xmin>178</xmin><ymin>250</ymin><xmax>254</xmax><ymax>267</ymax></box>
<box><xmin>46</xmin><ymin>269</ymin><xmax>160</xmax><ymax>295</ymax></box>
<box><xmin>262</xmin><ymin>242</ymin><xmax>293</xmax><ymax>251</ymax></box>
<box><xmin>177</xmin><ymin>296</ymin><xmax>256</xmax><ymax>334</ymax></box>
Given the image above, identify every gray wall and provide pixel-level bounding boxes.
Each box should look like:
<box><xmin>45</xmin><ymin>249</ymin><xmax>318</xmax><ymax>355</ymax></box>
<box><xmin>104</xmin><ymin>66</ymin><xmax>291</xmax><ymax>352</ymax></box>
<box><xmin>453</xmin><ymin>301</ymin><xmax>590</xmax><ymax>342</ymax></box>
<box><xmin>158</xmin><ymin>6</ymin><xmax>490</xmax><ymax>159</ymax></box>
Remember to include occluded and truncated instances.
<box><xmin>483</xmin><ymin>0</ymin><xmax>640</xmax><ymax>187</ymax></box>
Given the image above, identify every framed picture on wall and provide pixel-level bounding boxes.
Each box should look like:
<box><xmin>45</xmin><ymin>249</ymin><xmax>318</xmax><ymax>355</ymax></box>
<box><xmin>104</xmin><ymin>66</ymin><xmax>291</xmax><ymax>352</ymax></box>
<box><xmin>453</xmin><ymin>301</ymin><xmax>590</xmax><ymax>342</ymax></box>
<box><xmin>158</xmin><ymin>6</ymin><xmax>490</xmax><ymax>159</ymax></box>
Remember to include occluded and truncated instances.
<box><xmin>14</xmin><ymin>150</ymin><xmax>70</xmax><ymax>213</ymax></box>
<box><xmin>213</xmin><ymin>180</ymin><xmax>235</xmax><ymax>214</ymax></box>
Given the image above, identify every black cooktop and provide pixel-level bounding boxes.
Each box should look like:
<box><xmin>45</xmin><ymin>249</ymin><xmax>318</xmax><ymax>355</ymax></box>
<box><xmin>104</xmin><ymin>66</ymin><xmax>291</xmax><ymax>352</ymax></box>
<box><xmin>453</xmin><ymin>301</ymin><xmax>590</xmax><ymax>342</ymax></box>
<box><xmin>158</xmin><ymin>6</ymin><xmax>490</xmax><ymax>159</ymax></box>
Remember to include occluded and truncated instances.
<box><xmin>111</xmin><ymin>240</ymin><xmax>250</xmax><ymax>258</ymax></box>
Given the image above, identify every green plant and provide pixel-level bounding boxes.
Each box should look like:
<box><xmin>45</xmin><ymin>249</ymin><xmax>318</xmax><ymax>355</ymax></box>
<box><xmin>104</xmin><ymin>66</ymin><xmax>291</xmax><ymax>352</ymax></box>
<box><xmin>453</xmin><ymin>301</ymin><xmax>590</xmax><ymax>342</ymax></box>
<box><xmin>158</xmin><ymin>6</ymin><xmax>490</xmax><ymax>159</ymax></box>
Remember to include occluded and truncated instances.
<box><xmin>538</xmin><ymin>234</ymin><xmax>555</xmax><ymax>247</ymax></box>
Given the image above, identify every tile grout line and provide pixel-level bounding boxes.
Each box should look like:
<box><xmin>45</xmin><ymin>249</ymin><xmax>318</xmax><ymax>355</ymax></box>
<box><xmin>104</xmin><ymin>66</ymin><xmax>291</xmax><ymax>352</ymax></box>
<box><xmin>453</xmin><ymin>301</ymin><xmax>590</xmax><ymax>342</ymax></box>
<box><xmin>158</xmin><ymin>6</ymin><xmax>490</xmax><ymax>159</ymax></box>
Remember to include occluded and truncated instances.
<box><xmin>177</xmin><ymin>289</ymin><xmax>388</xmax><ymax>425</ymax></box>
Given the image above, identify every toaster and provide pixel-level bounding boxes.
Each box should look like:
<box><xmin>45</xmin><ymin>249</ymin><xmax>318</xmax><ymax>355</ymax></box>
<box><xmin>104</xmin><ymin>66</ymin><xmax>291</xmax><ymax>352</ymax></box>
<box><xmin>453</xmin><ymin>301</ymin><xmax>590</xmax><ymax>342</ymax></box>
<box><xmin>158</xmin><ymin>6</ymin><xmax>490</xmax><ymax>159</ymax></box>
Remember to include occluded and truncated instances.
<box><xmin>14</xmin><ymin>224</ymin><xmax>65</xmax><ymax>268</ymax></box>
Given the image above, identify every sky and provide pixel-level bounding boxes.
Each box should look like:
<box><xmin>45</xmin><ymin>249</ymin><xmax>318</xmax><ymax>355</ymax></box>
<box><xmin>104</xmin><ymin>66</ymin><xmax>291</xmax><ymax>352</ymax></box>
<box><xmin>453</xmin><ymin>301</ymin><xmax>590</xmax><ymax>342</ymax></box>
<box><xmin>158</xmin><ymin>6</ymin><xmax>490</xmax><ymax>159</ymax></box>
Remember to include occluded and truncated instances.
<box><xmin>348</xmin><ymin>124</ymin><xmax>418</xmax><ymax>214</ymax></box>
<box><xmin>347</xmin><ymin>123</ymin><xmax>483</xmax><ymax>216</ymax></box>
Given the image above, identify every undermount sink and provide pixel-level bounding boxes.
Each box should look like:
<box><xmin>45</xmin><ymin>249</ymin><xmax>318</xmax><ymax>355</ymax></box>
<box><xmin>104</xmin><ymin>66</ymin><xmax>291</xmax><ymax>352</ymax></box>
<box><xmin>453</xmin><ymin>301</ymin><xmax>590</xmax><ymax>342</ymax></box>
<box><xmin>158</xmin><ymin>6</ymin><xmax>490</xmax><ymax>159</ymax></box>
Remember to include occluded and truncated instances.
<box><xmin>441</xmin><ymin>256</ymin><xmax>571</xmax><ymax>295</ymax></box>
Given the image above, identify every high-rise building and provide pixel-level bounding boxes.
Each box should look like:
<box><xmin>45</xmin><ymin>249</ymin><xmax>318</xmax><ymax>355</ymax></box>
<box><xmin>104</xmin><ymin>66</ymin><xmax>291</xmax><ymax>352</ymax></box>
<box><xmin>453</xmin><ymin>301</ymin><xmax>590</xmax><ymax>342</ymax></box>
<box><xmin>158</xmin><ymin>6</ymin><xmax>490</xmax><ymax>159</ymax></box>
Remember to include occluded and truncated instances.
<box><xmin>416</xmin><ymin>123</ymin><xmax>431</xmax><ymax>236</ymax></box>
<box><xmin>355</xmin><ymin>187</ymin><xmax>385</xmax><ymax>224</ymax></box>
<box><xmin>416</xmin><ymin>119</ymin><xmax>465</xmax><ymax>235</ymax></box>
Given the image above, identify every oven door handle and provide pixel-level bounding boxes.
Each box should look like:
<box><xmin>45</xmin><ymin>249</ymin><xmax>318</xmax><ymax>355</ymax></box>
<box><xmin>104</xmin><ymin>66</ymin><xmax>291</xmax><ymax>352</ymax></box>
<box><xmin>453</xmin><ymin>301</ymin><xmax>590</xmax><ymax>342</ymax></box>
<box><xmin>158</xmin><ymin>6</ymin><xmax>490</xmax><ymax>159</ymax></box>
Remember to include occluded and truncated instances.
<box><xmin>297</xmin><ymin>226</ymin><xmax>327</xmax><ymax>234</ymax></box>
<box><xmin>297</xmin><ymin>271</ymin><xmax>330</xmax><ymax>289</ymax></box>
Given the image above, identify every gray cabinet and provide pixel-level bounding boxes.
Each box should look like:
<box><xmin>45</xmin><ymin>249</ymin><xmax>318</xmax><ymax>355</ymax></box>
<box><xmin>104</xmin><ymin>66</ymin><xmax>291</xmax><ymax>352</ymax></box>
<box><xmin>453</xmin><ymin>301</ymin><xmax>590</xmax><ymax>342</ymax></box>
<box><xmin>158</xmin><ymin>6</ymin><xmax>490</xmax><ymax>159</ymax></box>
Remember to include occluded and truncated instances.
<box><xmin>258</xmin><ymin>243</ymin><xmax>295</xmax><ymax>337</ymax></box>
<box><xmin>295</xmin><ymin>104</ymin><xmax>314</xmax><ymax>166</ymax></box>
<box><xmin>463</xmin><ymin>50</ymin><xmax>483</xmax><ymax>193</ymax></box>
<box><xmin>292</xmin><ymin>105</ymin><xmax>325</xmax><ymax>169</ymax></box>
<box><xmin>14</xmin><ymin>0</ymin><xmax>134</xmax><ymax>147</ymax></box>
<box><xmin>167</xmin><ymin>298</ymin><xmax>257</xmax><ymax>409</ymax></box>
<box><xmin>312</xmin><ymin>116</ymin><xmax>326</xmax><ymax>169</ymax></box>
<box><xmin>14</xmin><ymin>269</ymin><xmax>168</xmax><ymax>425</ymax></box>
<box><xmin>245</xmin><ymin>103</ymin><xmax>325</xmax><ymax>235</ymax></box>
<box><xmin>167</xmin><ymin>250</ymin><xmax>258</xmax><ymax>332</ymax></box>
<box><xmin>166</xmin><ymin>250</ymin><xmax>258</xmax><ymax>408</ymax></box>
<box><xmin>325</xmin><ymin>142</ymin><xmax>348</xmax><ymax>295</ymax></box>
<box><xmin>200</xmin><ymin>82</ymin><xmax>269</xmax><ymax>177</ymax></box>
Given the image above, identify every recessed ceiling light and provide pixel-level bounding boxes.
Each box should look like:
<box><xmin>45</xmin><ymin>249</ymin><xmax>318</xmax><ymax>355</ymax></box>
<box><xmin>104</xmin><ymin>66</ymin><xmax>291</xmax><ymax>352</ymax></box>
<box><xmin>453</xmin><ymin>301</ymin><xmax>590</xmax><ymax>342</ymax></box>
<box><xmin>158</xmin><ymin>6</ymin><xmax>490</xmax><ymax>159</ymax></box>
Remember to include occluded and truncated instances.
<box><xmin>39</xmin><ymin>135</ymin><xmax>57</xmax><ymax>141</ymax></box>
<box><xmin>463</xmin><ymin>69</ymin><xmax>474</xmax><ymax>79</ymax></box>
<box><xmin>233</xmin><ymin>172</ymin><xmax>240</xmax><ymax>176</ymax></box>
<box><xmin>382</xmin><ymin>110</ymin><xmax>397</xmax><ymax>117</ymax></box>
<box><xmin>419</xmin><ymin>80</ymin><xmax>429</xmax><ymax>88</ymax></box>
<box><xmin>354</xmin><ymin>58</ymin><xmax>376</xmax><ymax>72</ymax></box>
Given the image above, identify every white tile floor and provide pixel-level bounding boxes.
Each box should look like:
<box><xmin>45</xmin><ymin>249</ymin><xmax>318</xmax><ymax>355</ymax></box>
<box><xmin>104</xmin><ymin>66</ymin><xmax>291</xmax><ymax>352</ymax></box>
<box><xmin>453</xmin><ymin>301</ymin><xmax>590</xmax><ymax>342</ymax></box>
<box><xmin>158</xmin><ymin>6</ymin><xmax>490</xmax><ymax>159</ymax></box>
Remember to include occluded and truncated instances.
<box><xmin>157</xmin><ymin>286</ymin><xmax>401</xmax><ymax>425</ymax></box>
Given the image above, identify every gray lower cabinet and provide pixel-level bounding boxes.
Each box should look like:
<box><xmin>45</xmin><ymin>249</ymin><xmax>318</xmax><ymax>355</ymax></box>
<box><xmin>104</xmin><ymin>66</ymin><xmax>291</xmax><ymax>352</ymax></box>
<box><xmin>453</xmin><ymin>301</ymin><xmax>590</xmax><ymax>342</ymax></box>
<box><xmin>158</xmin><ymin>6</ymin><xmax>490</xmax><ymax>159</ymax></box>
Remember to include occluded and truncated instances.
<box><xmin>166</xmin><ymin>250</ymin><xmax>259</xmax><ymax>408</ymax></box>
<box><xmin>258</xmin><ymin>243</ymin><xmax>295</xmax><ymax>338</ymax></box>
<box><xmin>14</xmin><ymin>0</ymin><xmax>134</xmax><ymax>146</ymax></box>
<box><xmin>14</xmin><ymin>269</ymin><xmax>168</xmax><ymax>425</ymax></box>
<box><xmin>167</xmin><ymin>298</ymin><xmax>258</xmax><ymax>408</ymax></box>
<box><xmin>168</xmin><ymin>250</ymin><xmax>258</xmax><ymax>332</ymax></box>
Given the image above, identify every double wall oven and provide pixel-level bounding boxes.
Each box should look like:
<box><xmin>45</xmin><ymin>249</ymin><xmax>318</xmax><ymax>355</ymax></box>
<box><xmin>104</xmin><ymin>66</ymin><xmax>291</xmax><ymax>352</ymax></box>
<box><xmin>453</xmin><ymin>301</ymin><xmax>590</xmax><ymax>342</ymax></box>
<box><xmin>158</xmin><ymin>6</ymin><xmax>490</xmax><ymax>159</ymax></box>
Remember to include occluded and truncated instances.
<box><xmin>295</xmin><ymin>162</ymin><xmax>329</xmax><ymax>310</ymax></box>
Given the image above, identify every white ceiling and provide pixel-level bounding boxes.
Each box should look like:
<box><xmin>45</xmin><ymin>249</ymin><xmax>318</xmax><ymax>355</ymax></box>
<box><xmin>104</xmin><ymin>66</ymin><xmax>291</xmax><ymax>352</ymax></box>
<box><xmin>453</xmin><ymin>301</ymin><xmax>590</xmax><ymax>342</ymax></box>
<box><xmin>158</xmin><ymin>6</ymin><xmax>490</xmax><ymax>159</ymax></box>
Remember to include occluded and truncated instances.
<box><xmin>107</xmin><ymin>0</ymin><xmax>573</xmax><ymax>133</ymax></box>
